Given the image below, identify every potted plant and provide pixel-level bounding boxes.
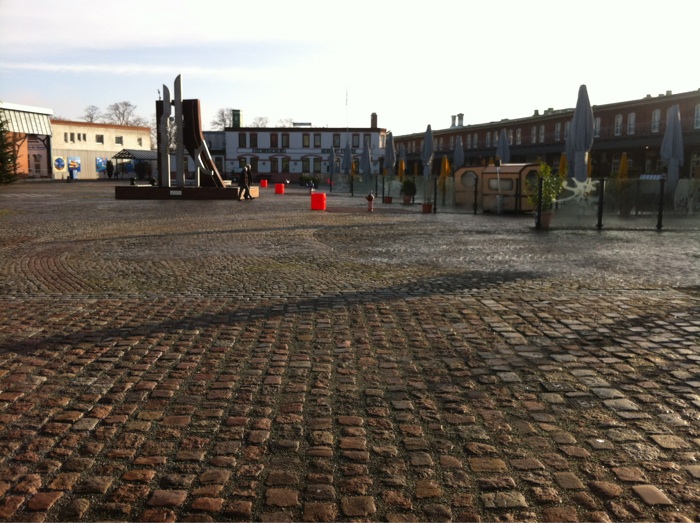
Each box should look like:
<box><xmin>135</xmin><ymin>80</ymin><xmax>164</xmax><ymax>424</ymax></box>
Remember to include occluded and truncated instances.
<box><xmin>526</xmin><ymin>161</ymin><xmax>564</xmax><ymax>228</ymax></box>
<box><xmin>421</xmin><ymin>190</ymin><xmax>433</xmax><ymax>214</ymax></box>
<box><xmin>401</xmin><ymin>178</ymin><xmax>416</xmax><ymax>204</ymax></box>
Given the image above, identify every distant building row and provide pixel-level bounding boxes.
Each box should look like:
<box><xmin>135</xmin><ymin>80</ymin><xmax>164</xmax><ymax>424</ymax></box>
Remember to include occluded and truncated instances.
<box><xmin>2</xmin><ymin>88</ymin><xmax>700</xmax><ymax>182</ymax></box>
<box><xmin>396</xmin><ymin>89</ymin><xmax>700</xmax><ymax>179</ymax></box>
<box><xmin>0</xmin><ymin>102</ymin><xmax>151</xmax><ymax>180</ymax></box>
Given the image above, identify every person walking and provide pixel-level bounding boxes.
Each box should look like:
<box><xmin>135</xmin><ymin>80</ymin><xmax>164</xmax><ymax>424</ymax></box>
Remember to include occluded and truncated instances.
<box><xmin>238</xmin><ymin>165</ymin><xmax>254</xmax><ymax>200</ymax></box>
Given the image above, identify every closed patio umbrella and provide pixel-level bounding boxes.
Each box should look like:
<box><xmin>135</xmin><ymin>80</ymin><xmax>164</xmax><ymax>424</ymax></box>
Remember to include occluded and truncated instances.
<box><xmin>660</xmin><ymin>104</ymin><xmax>683</xmax><ymax>193</ymax></box>
<box><xmin>384</xmin><ymin>132</ymin><xmax>396</xmax><ymax>198</ymax></box>
<box><xmin>496</xmin><ymin>128</ymin><xmax>510</xmax><ymax>164</ymax></box>
<box><xmin>342</xmin><ymin>138</ymin><xmax>354</xmax><ymax>195</ymax></box>
<box><xmin>566</xmin><ymin>84</ymin><xmax>595</xmax><ymax>182</ymax></box>
<box><xmin>341</xmin><ymin>139</ymin><xmax>353</xmax><ymax>175</ymax></box>
<box><xmin>328</xmin><ymin>145</ymin><xmax>337</xmax><ymax>192</ymax></box>
<box><xmin>360</xmin><ymin>138</ymin><xmax>372</xmax><ymax>177</ymax></box>
<box><xmin>421</xmin><ymin>125</ymin><xmax>434</xmax><ymax>178</ymax></box>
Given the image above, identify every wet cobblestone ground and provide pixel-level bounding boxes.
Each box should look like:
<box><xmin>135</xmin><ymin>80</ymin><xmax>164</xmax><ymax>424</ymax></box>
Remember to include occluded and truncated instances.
<box><xmin>0</xmin><ymin>180</ymin><xmax>698</xmax><ymax>522</ymax></box>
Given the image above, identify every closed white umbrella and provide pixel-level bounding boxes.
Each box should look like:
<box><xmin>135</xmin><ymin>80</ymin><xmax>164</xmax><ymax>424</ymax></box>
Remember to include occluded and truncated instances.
<box><xmin>421</xmin><ymin>124</ymin><xmax>434</xmax><ymax>178</ymax></box>
<box><xmin>566</xmin><ymin>84</ymin><xmax>595</xmax><ymax>182</ymax></box>
<box><xmin>384</xmin><ymin>132</ymin><xmax>397</xmax><ymax>199</ymax></box>
<box><xmin>341</xmin><ymin>139</ymin><xmax>353</xmax><ymax>175</ymax></box>
<box><xmin>496</xmin><ymin>128</ymin><xmax>510</xmax><ymax>164</ymax></box>
<box><xmin>660</xmin><ymin>104</ymin><xmax>684</xmax><ymax>193</ymax></box>
<box><xmin>328</xmin><ymin>145</ymin><xmax>337</xmax><ymax>193</ymax></box>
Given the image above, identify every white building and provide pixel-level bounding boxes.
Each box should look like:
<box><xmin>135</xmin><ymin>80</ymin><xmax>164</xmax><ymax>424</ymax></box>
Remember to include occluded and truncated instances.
<box><xmin>51</xmin><ymin>120</ymin><xmax>152</xmax><ymax>180</ymax></box>
<box><xmin>205</xmin><ymin>113</ymin><xmax>388</xmax><ymax>183</ymax></box>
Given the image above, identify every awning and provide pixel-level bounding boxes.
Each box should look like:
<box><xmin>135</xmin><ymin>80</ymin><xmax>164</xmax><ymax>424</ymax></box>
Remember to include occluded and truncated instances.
<box><xmin>112</xmin><ymin>149</ymin><xmax>158</xmax><ymax>161</ymax></box>
<box><xmin>0</xmin><ymin>102</ymin><xmax>53</xmax><ymax>136</ymax></box>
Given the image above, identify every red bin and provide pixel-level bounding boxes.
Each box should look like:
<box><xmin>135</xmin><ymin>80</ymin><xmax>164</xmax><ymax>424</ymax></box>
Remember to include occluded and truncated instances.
<box><xmin>260</xmin><ymin>179</ymin><xmax>268</xmax><ymax>188</ymax></box>
<box><xmin>274</xmin><ymin>183</ymin><xmax>285</xmax><ymax>194</ymax></box>
<box><xmin>311</xmin><ymin>192</ymin><xmax>326</xmax><ymax>211</ymax></box>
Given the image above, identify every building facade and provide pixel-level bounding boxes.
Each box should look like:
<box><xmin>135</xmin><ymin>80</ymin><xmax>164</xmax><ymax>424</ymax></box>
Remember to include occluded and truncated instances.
<box><xmin>51</xmin><ymin>120</ymin><xmax>152</xmax><ymax>180</ymax></box>
<box><xmin>205</xmin><ymin>113</ymin><xmax>388</xmax><ymax>183</ymax></box>
<box><xmin>0</xmin><ymin>102</ymin><xmax>53</xmax><ymax>178</ymax></box>
<box><xmin>395</xmin><ymin>89</ymin><xmax>700</xmax><ymax>180</ymax></box>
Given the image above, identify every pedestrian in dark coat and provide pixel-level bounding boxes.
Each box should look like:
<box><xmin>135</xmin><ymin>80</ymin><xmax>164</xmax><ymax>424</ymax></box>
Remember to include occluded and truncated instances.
<box><xmin>238</xmin><ymin>165</ymin><xmax>254</xmax><ymax>200</ymax></box>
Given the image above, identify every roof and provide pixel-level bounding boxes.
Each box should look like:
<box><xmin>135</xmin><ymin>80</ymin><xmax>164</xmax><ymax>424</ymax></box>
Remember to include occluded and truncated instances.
<box><xmin>112</xmin><ymin>149</ymin><xmax>158</xmax><ymax>161</ymax></box>
<box><xmin>0</xmin><ymin>102</ymin><xmax>53</xmax><ymax>136</ymax></box>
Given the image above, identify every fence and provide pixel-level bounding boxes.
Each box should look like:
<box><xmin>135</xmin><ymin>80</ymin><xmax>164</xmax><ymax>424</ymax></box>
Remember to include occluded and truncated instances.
<box><xmin>325</xmin><ymin>173</ymin><xmax>700</xmax><ymax>231</ymax></box>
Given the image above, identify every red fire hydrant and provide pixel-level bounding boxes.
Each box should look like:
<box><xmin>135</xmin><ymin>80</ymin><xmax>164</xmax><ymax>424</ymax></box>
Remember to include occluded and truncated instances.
<box><xmin>366</xmin><ymin>191</ymin><xmax>375</xmax><ymax>212</ymax></box>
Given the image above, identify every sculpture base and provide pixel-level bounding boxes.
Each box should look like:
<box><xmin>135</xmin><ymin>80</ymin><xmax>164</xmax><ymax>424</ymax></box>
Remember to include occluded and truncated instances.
<box><xmin>115</xmin><ymin>186</ymin><xmax>259</xmax><ymax>200</ymax></box>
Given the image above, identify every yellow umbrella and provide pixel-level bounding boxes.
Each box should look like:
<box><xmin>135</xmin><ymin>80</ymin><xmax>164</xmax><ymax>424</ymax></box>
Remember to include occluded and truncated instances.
<box><xmin>438</xmin><ymin>155</ymin><xmax>450</xmax><ymax>191</ymax></box>
<box><xmin>397</xmin><ymin>158</ymin><xmax>405</xmax><ymax>181</ymax></box>
<box><xmin>559</xmin><ymin>153</ymin><xmax>567</xmax><ymax>177</ymax></box>
<box><xmin>619</xmin><ymin>152</ymin><xmax>628</xmax><ymax>180</ymax></box>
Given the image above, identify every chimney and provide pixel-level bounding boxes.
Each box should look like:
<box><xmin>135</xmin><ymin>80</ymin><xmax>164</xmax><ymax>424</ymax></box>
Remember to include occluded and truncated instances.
<box><xmin>451</xmin><ymin>115</ymin><xmax>456</xmax><ymax>127</ymax></box>
<box><xmin>533</xmin><ymin>109</ymin><xmax>540</xmax><ymax>116</ymax></box>
<box><xmin>231</xmin><ymin>109</ymin><xmax>241</xmax><ymax>129</ymax></box>
<box><xmin>458</xmin><ymin>113</ymin><xmax>464</xmax><ymax>127</ymax></box>
<box><xmin>666</xmin><ymin>90</ymin><xmax>672</xmax><ymax>96</ymax></box>
<box><xmin>371</xmin><ymin>112</ymin><xmax>377</xmax><ymax>129</ymax></box>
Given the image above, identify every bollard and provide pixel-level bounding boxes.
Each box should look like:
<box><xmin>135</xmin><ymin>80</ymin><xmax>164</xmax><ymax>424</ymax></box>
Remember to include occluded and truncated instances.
<box><xmin>366</xmin><ymin>191</ymin><xmax>375</xmax><ymax>212</ymax></box>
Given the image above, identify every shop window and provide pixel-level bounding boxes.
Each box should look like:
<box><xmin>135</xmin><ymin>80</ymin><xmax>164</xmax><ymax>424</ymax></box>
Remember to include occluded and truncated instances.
<box><xmin>614</xmin><ymin>114</ymin><xmax>622</xmax><ymax>136</ymax></box>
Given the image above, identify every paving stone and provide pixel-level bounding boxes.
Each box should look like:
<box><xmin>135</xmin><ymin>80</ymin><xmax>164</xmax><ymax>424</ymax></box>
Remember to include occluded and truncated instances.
<box><xmin>612</xmin><ymin>467</ymin><xmax>647</xmax><ymax>482</ymax></box>
<box><xmin>469</xmin><ymin>458</ymin><xmax>508</xmax><ymax>472</ymax></box>
<box><xmin>632</xmin><ymin>485</ymin><xmax>673</xmax><ymax>505</ymax></box>
<box><xmin>2</xmin><ymin>185</ymin><xmax>700</xmax><ymax>523</ymax></box>
<box><xmin>302</xmin><ymin>502</ymin><xmax>338</xmax><ymax>522</ymax></box>
<box><xmin>190</xmin><ymin>497</ymin><xmax>224</xmax><ymax>512</ymax></box>
<box><xmin>650</xmin><ymin>434</ymin><xmax>691</xmax><ymax>449</ymax></box>
<box><xmin>340</xmin><ymin>496</ymin><xmax>376</xmax><ymax>517</ymax></box>
<box><xmin>481</xmin><ymin>491</ymin><xmax>528</xmax><ymax>508</ymax></box>
<box><xmin>59</xmin><ymin>498</ymin><xmax>90</xmax><ymax>520</ymax></box>
<box><xmin>590</xmin><ymin>481</ymin><xmax>623</xmax><ymax>498</ymax></box>
<box><xmin>148</xmin><ymin>490</ymin><xmax>188</xmax><ymax>507</ymax></box>
<box><xmin>553</xmin><ymin>472</ymin><xmax>585</xmax><ymax>489</ymax></box>
<box><xmin>265</xmin><ymin>488</ymin><xmax>300</xmax><ymax>508</ymax></box>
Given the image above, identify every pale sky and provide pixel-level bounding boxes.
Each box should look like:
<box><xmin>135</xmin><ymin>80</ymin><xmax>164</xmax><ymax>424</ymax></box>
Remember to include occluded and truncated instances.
<box><xmin>1</xmin><ymin>0</ymin><xmax>697</xmax><ymax>136</ymax></box>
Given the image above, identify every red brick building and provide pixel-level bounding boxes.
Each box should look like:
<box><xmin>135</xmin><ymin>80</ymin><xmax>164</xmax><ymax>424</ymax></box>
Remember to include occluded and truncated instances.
<box><xmin>395</xmin><ymin>89</ymin><xmax>700</xmax><ymax>180</ymax></box>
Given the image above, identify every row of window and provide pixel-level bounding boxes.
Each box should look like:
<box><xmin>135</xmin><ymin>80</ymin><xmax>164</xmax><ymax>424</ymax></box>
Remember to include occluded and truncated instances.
<box><xmin>408</xmin><ymin>104</ymin><xmax>700</xmax><ymax>153</ymax></box>
<box><xmin>62</xmin><ymin>132</ymin><xmax>142</xmax><ymax>147</ymax></box>
<box><xmin>237</xmin><ymin>132</ymin><xmax>374</xmax><ymax>149</ymax></box>
<box><xmin>230</xmin><ymin>156</ymin><xmax>365</xmax><ymax>174</ymax></box>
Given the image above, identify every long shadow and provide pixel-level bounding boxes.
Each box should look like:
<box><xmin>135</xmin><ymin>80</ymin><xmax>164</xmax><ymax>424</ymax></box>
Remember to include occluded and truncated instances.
<box><xmin>0</xmin><ymin>268</ymin><xmax>543</xmax><ymax>355</ymax></box>
<box><xmin>26</xmin><ymin>220</ymin><xmax>420</xmax><ymax>249</ymax></box>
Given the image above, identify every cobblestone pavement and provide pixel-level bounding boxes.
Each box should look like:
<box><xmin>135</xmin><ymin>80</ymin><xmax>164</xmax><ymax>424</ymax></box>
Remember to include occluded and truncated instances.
<box><xmin>0</xmin><ymin>181</ymin><xmax>698</xmax><ymax>522</ymax></box>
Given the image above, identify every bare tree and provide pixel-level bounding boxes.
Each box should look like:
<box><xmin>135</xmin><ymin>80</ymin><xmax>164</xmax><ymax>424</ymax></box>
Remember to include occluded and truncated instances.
<box><xmin>150</xmin><ymin>115</ymin><xmax>178</xmax><ymax>152</ymax></box>
<box><xmin>250</xmin><ymin>117</ymin><xmax>269</xmax><ymax>128</ymax></box>
<box><xmin>82</xmin><ymin>105</ymin><xmax>103</xmax><ymax>123</ymax></box>
<box><xmin>104</xmin><ymin>101</ymin><xmax>147</xmax><ymax>127</ymax></box>
<box><xmin>277</xmin><ymin>118</ymin><xmax>294</xmax><ymax>128</ymax></box>
<box><xmin>210</xmin><ymin>108</ymin><xmax>234</xmax><ymax>130</ymax></box>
